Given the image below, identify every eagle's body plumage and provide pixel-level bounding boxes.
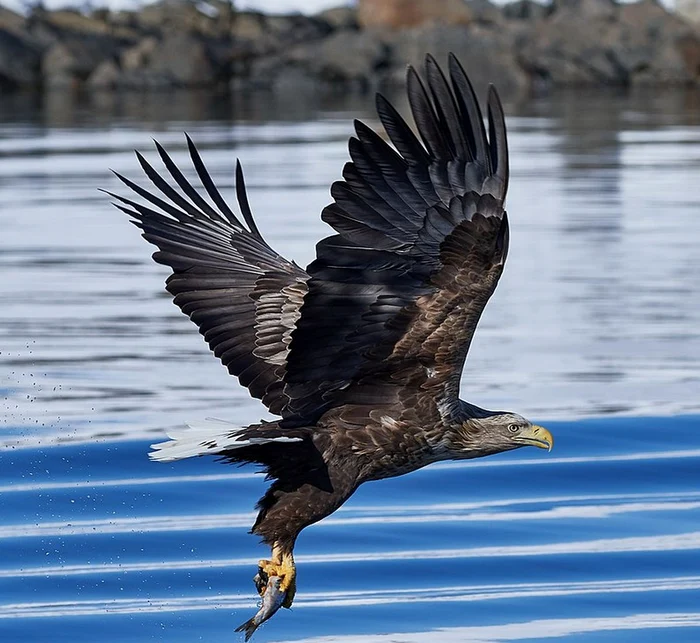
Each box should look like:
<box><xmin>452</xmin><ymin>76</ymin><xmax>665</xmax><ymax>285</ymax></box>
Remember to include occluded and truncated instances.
<box><xmin>110</xmin><ymin>54</ymin><xmax>552</xmax><ymax>639</ymax></box>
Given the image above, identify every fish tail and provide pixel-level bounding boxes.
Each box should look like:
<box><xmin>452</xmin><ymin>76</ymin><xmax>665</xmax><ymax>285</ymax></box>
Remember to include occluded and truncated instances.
<box><xmin>235</xmin><ymin>616</ymin><xmax>259</xmax><ymax>642</ymax></box>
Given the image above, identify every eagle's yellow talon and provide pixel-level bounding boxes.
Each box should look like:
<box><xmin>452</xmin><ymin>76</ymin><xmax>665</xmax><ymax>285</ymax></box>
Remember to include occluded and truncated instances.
<box><xmin>255</xmin><ymin>550</ymin><xmax>296</xmax><ymax>607</ymax></box>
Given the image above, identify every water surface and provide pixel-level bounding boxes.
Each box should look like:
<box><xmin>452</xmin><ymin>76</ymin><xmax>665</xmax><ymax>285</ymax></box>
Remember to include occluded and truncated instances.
<box><xmin>1</xmin><ymin>86</ymin><xmax>700</xmax><ymax>641</ymax></box>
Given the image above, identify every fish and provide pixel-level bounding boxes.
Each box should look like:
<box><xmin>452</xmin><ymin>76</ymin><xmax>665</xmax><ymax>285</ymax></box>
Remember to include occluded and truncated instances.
<box><xmin>235</xmin><ymin>575</ymin><xmax>287</xmax><ymax>641</ymax></box>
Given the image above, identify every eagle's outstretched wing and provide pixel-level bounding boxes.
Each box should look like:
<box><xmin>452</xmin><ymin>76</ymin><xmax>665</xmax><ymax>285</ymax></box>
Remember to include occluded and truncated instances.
<box><xmin>283</xmin><ymin>54</ymin><xmax>509</xmax><ymax>422</ymax></box>
<box><xmin>112</xmin><ymin>54</ymin><xmax>509</xmax><ymax>428</ymax></box>
<box><xmin>107</xmin><ymin>136</ymin><xmax>308</xmax><ymax>416</ymax></box>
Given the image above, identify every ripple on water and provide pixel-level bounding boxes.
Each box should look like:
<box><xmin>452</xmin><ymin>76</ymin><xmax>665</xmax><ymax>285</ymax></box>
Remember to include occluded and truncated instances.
<box><xmin>1</xmin><ymin>89</ymin><xmax>700</xmax><ymax>642</ymax></box>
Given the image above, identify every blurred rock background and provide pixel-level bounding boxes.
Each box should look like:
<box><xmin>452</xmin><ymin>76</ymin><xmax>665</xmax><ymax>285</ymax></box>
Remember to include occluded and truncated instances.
<box><xmin>1</xmin><ymin>0</ymin><xmax>699</xmax><ymax>93</ymax></box>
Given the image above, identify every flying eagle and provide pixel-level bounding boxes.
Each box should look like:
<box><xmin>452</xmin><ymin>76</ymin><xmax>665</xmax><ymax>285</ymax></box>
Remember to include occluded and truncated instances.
<box><xmin>108</xmin><ymin>53</ymin><xmax>553</xmax><ymax>639</ymax></box>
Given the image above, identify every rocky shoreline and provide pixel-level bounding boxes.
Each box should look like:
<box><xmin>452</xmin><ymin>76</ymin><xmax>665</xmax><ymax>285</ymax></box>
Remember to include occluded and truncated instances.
<box><xmin>1</xmin><ymin>0</ymin><xmax>699</xmax><ymax>94</ymax></box>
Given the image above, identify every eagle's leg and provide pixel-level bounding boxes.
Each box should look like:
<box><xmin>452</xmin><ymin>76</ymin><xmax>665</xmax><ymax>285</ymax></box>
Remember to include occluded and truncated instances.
<box><xmin>256</xmin><ymin>543</ymin><xmax>296</xmax><ymax>608</ymax></box>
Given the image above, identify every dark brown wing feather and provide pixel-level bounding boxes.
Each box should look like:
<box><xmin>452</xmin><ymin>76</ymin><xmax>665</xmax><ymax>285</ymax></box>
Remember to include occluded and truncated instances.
<box><xmin>107</xmin><ymin>136</ymin><xmax>308</xmax><ymax>415</ymax></box>
<box><xmin>284</xmin><ymin>54</ymin><xmax>509</xmax><ymax>421</ymax></box>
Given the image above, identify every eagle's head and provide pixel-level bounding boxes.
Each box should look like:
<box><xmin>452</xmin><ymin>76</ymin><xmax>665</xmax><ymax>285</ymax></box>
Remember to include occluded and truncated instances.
<box><xmin>454</xmin><ymin>412</ymin><xmax>553</xmax><ymax>457</ymax></box>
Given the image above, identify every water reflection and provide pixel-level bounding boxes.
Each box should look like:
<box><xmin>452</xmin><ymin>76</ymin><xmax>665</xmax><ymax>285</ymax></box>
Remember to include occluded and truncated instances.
<box><xmin>1</xmin><ymin>86</ymin><xmax>700</xmax><ymax>445</ymax></box>
<box><xmin>0</xmin><ymin>87</ymin><xmax>374</xmax><ymax>129</ymax></box>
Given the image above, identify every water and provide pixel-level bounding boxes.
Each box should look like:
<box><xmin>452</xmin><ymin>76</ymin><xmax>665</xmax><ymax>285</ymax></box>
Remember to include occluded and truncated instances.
<box><xmin>1</xmin><ymin>85</ymin><xmax>700</xmax><ymax>642</ymax></box>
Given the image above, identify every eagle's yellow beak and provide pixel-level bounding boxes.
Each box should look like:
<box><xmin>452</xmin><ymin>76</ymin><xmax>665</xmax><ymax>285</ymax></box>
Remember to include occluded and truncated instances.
<box><xmin>516</xmin><ymin>425</ymin><xmax>553</xmax><ymax>452</ymax></box>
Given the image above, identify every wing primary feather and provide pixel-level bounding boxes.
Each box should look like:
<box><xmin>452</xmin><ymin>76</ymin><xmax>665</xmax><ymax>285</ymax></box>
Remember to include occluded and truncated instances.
<box><xmin>424</xmin><ymin>53</ymin><xmax>467</xmax><ymax>159</ymax></box>
<box><xmin>353</xmin><ymin>120</ymin><xmax>408</xmax><ymax>170</ymax></box>
<box><xmin>235</xmin><ymin>160</ymin><xmax>264</xmax><ymax>241</ymax></box>
<box><xmin>153</xmin><ymin>139</ymin><xmax>226</xmax><ymax>221</ymax></box>
<box><xmin>110</xmin><ymin>172</ymin><xmax>193</xmax><ymax>224</ymax></box>
<box><xmin>135</xmin><ymin>151</ymin><xmax>210</xmax><ymax>221</ymax></box>
<box><xmin>185</xmin><ymin>133</ymin><xmax>239</xmax><ymax>227</ymax></box>
<box><xmin>111</xmin><ymin>138</ymin><xmax>310</xmax><ymax>419</ymax></box>
<box><xmin>102</xmin><ymin>187</ymin><xmax>234</xmax><ymax>245</ymax></box>
<box><xmin>447</xmin><ymin>53</ymin><xmax>488</xmax><ymax>167</ymax></box>
<box><xmin>406</xmin><ymin>65</ymin><xmax>449</xmax><ymax>160</ymax></box>
<box><xmin>487</xmin><ymin>85</ymin><xmax>509</xmax><ymax>200</ymax></box>
<box><xmin>351</xmin><ymin>122</ymin><xmax>428</xmax><ymax>218</ymax></box>
<box><xmin>375</xmin><ymin>93</ymin><xmax>430</xmax><ymax>167</ymax></box>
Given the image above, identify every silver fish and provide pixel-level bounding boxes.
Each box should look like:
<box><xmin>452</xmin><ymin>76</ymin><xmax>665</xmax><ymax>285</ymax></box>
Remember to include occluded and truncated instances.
<box><xmin>235</xmin><ymin>575</ymin><xmax>286</xmax><ymax>641</ymax></box>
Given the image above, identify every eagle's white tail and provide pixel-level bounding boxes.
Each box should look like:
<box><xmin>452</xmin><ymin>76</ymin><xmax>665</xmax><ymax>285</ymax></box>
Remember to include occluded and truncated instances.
<box><xmin>149</xmin><ymin>418</ymin><xmax>302</xmax><ymax>463</ymax></box>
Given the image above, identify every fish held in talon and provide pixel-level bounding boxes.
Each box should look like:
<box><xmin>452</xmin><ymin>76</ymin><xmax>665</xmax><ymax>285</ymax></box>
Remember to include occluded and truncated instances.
<box><xmin>235</xmin><ymin>576</ymin><xmax>287</xmax><ymax>642</ymax></box>
<box><xmin>110</xmin><ymin>51</ymin><xmax>553</xmax><ymax>638</ymax></box>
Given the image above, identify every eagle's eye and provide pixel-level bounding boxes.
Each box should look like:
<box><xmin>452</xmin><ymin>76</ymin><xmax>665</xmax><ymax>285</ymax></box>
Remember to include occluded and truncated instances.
<box><xmin>508</xmin><ymin>424</ymin><xmax>520</xmax><ymax>433</ymax></box>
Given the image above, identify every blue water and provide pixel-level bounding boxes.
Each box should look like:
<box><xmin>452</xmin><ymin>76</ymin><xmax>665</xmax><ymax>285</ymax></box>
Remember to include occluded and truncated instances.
<box><xmin>1</xmin><ymin>85</ymin><xmax>700</xmax><ymax>641</ymax></box>
<box><xmin>3</xmin><ymin>415</ymin><xmax>700</xmax><ymax>642</ymax></box>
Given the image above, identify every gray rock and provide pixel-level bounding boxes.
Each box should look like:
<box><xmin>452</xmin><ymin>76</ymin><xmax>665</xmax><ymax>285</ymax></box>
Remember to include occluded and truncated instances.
<box><xmin>146</xmin><ymin>32</ymin><xmax>216</xmax><ymax>87</ymax></box>
<box><xmin>87</xmin><ymin>59</ymin><xmax>120</xmax><ymax>89</ymax></box>
<box><xmin>619</xmin><ymin>0</ymin><xmax>700</xmax><ymax>85</ymax></box>
<box><xmin>0</xmin><ymin>6</ymin><xmax>26</xmax><ymax>38</ymax></box>
<box><xmin>137</xmin><ymin>0</ymin><xmax>230</xmax><ymax>38</ymax></box>
<box><xmin>519</xmin><ymin>0</ymin><xmax>700</xmax><ymax>86</ymax></box>
<box><xmin>42</xmin><ymin>40</ymin><xmax>111</xmax><ymax>88</ymax></box>
<box><xmin>519</xmin><ymin>16</ymin><xmax>626</xmax><ymax>85</ymax></box>
<box><xmin>551</xmin><ymin>0</ymin><xmax>617</xmax><ymax>21</ymax></box>
<box><xmin>384</xmin><ymin>23</ymin><xmax>528</xmax><ymax>93</ymax></box>
<box><xmin>247</xmin><ymin>28</ymin><xmax>389</xmax><ymax>90</ymax></box>
<box><xmin>316</xmin><ymin>6</ymin><xmax>359</xmax><ymax>31</ymax></box>
<box><xmin>502</xmin><ymin>1</ymin><xmax>550</xmax><ymax>21</ymax></box>
<box><xmin>232</xmin><ymin>11</ymin><xmax>332</xmax><ymax>58</ymax></box>
<box><xmin>120</xmin><ymin>36</ymin><xmax>158</xmax><ymax>71</ymax></box>
<box><xmin>677</xmin><ymin>0</ymin><xmax>700</xmax><ymax>27</ymax></box>
<box><xmin>107</xmin><ymin>32</ymin><xmax>218</xmax><ymax>89</ymax></box>
<box><xmin>231</xmin><ymin>12</ymin><xmax>267</xmax><ymax>46</ymax></box>
<box><xmin>3</xmin><ymin>0</ymin><xmax>699</xmax><ymax>93</ymax></box>
<box><xmin>308</xmin><ymin>29</ymin><xmax>389</xmax><ymax>83</ymax></box>
<box><xmin>467</xmin><ymin>0</ymin><xmax>504</xmax><ymax>25</ymax></box>
<box><xmin>0</xmin><ymin>28</ymin><xmax>41</xmax><ymax>89</ymax></box>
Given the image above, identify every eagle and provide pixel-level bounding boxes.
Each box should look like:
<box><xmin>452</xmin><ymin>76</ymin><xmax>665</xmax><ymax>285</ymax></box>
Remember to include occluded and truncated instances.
<box><xmin>108</xmin><ymin>53</ymin><xmax>553</xmax><ymax>639</ymax></box>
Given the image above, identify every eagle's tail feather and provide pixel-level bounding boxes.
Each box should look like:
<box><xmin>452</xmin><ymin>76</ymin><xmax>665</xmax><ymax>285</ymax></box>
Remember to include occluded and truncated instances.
<box><xmin>149</xmin><ymin>418</ymin><xmax>302</xmax><ymax>462</ymax></box>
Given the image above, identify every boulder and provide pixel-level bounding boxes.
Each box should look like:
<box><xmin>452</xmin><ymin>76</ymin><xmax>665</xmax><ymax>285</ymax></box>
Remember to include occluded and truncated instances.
<box><xmin>144</xmin><ymin>32</ymin><xmax>216</xmax><ymax>87</ymax></box>
<box><xmin>42</xmin><ymin>40</ymin><xmax>113</xmax><ymax>88</ymax></box>
<box><xmin>316</xmin><ymin>6</ymin><xmax>359</xmax><ymax>30</ymax></box>
<box><xmin>265</xmin><ymin>13</ymin><xmax>333</xmax><ymax>45</ymax></box>
<box><xmin>28</xmin><ymin>6</ymin><xmax>141</xmax><ymax>49</ymax></box>
<box><xmin>0</xmin><ymin>6</ymin><xmax>26</xmax><ymax>38</ymax></box>
<box><xmin>2</xmin><ymin>0</ymin><xmax>699</xmax><ymax>93</ymax></box>
<box><xmin>0</xmin><ymin>28</ymin><xmax>41</xmax><ymax>89</ymax></box>
<box><xmin>250</xmin><ymin>30</ymin><xmax>388</xmax><ymax>89</ymax></box>
<box><xmin>551</xmin><ymin>0</ymin><xmax>617</xmax><ymax>22</ymax></box>
<box><xmin>467</xmin><ymin>0</ymin><xmax>504</xmax><ymax>25</ymax></box>
<box><xmin>137</xmin><ymin>0</ymin><xmax>231</xmax><ymax>38</ymax></box>
<box><xmin>502</xmin><ymin>0</ymin><xmax>550</xmax><ymax>21</ymax></box>
<box><xmin>383</xmin><ymin>23</ymin><xmax>528</xmax><ymax>93</ymax></box>
<box><xmin>231</xmin><ymin>12</ymin><xmax>268</xmax><ymax>46</ymax></box>
<box><xmin>38</xmin><ymin>9</ymin><xmax>111</xmax><ymax>37</ymax></box>
<box><xmin>120</xmin><ymin>36</ymin><xmax>159</xmax><ymax>71</ymax></box>
<box><xmin>247</xmin><ymin>28</ymin><xmax>388</xmax><ymax>91</ymax></box>
<box><xmin>519</xmin><ymin>0</ymin><xmax>700</xmax><ymax>86</ymax></box>
<box><xmin>307</xmin><ymin>29</ymin><xmax>389</xmax><ymax>83</ymax></box>
<box><xmin>519</xmin><ymin>9</ymin><xmax>627</xmax><ymax>85</ymax></box>
<box><xmin>618</xmin><ymin>0</ymin><xmax>700</xmax><ymax>84</ymax></box>
<box><xmin>358</xmin><ymin>0</ymin><xmax>473</xmax><ymax>29</ymax></box>
<box><xmin>86</xmin><ymin>59</ymin><xmax>120</xmax><ymax>89</ymax></box>
<box><xmin>677</xmin><ymin>0</ymin><xmax>700</xmax><ymax>26</ymax></box>
<box><xmin>231</xmin><ymin>11</ymin><xmax>332</xmax><ymax>58</ymax></box>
